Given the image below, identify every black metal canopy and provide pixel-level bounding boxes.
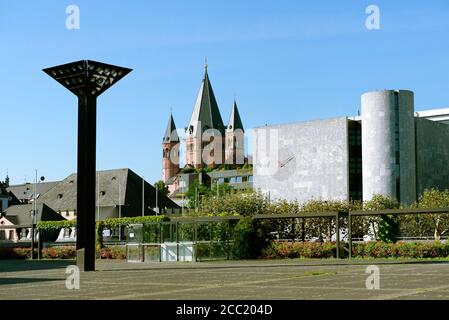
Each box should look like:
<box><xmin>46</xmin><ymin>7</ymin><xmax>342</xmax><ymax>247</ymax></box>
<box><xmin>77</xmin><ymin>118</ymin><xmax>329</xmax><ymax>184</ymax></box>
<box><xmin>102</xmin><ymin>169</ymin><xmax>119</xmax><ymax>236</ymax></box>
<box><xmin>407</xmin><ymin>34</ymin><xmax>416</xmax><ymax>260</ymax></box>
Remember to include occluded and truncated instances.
<box><xmin>43</xmin><ymin>60</ymin><xmax>132</xmax><ymax>97</ymax></box>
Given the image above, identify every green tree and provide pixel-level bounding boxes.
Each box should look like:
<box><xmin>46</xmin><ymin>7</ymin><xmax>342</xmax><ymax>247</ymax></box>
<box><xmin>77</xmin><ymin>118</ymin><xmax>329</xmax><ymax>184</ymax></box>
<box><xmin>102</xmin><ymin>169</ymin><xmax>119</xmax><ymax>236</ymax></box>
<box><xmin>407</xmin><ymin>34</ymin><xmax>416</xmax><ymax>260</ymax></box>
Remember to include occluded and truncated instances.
<box><xmin>231</xmin><ymin>216</ymin><xmax>270</xmax><ymax>259</ymax></box>
<box><xmin>301</xmin><ymin>199</ymin><xmax>363</xmax><ymax>242</ymax></box>
<box><xmin>417</xmin><ymin>188</ymin><xmax>449</xmax><ymax>241</ymax></box>
<box><xmin>364</xmin><ymin>195</ymin><xmax>400</xmax><ymax>243</ymax></box>
<box><xmin>200</xmin><ymin>190</ymin><xmax>270</xmax><ymax>216</ymax></box>
<box><xmin>154</xmin><ymin>180</ymin><xmax>169</xmax><ymax>197</ymax></box>
<box><xmin>186</xmin><ymin>181</ymin><xmax>212</xmax><ymax>209</ymax></box>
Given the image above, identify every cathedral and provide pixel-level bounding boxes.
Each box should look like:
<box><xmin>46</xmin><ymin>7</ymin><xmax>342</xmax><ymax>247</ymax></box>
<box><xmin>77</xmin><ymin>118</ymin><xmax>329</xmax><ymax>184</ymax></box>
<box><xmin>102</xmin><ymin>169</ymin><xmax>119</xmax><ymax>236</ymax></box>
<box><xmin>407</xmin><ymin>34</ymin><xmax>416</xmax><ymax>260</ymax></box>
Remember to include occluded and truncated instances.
<box><xmin>162</xmin><ymin>64</ymin><xmax>246</xmax><ymax>193</ymax></box>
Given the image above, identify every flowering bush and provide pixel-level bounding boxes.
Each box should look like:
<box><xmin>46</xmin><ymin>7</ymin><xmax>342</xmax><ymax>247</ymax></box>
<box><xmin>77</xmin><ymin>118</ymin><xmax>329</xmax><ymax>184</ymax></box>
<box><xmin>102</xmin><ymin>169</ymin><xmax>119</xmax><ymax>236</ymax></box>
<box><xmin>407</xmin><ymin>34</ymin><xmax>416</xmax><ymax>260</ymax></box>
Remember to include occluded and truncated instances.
<box><xmin>99</xmin><ymin>246</ymin><xmax>126</xmax><ymax>259</ymax></box>
<box><xmin>41</xmin><ymin>246</ymin><xmax>76</xmax><ymax>259</ymax></box>
<box><xmin>261</xmin><ymin>241</ymin><xmax>449</xmax><ymax>259</ymax></box>
<box><xmin>353</xmin><ymin>241</ymin><xmax>449</xmax><ymax>258</ymax></box>
<box><xmin>261</xmin><ymin>241</ymin><xmax>336</xmax><ymax>259</ymax></box>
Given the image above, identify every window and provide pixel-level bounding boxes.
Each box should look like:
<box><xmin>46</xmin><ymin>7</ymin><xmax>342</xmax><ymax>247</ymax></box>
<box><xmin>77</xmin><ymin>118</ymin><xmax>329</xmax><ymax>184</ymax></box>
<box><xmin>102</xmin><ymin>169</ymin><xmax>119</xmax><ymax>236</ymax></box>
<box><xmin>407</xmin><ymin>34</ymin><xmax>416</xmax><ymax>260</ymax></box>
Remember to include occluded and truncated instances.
<box><xmin>248</xmin><ymin>176</ymin><xmax>254</xmax><ymax>182</ymax></box>
<box><xmin>64</xmin><ymin>228</ymin><xmax>71</xmax><ymax>238</ymax></box>
<box><xmin>57</xmin><ymin>194</ymin><xmax>63</xmax><ymax>199</ymax></box>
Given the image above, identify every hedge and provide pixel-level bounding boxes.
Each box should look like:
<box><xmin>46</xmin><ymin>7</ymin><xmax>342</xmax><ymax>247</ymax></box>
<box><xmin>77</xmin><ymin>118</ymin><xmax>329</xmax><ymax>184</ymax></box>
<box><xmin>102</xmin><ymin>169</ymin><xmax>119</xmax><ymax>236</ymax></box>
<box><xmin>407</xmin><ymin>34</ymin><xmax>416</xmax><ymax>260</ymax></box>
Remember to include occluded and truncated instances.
<box><xmin>261</xmin><ymin>241</ymin><xmax>336</xmax><ymax>259</ymax></box>
<box><xmin>352</xmin><ymin>241</ymin><xmax>449</xmax><ymax>258</ymax></box>
<box><xmin>261</xmin><ymin>241</ymin><xmax>449</xmax><ymax>259</ymax></box>
<box><xmin>37</xmin><ymin>220</ymin><xmax>77</xmax><ymax>231</ymax></box>
<box><xmin>0</xmin><ymin>245</ymin><xmax>128</xmax><ymax>260</ymax></box>
<box><xmin>0</xmin><ymin>247</ymin><xmax>31</xmax><ymax>259</ymax></box>
<box><xmin>41</xmin><ymin>246</ymin><xmax>76</xmax><ymax>259</ymax></box>
<box><xmin>37</xmin><ymin>215</ymin><xmax>169</xmax><ymax>231</ymax></box>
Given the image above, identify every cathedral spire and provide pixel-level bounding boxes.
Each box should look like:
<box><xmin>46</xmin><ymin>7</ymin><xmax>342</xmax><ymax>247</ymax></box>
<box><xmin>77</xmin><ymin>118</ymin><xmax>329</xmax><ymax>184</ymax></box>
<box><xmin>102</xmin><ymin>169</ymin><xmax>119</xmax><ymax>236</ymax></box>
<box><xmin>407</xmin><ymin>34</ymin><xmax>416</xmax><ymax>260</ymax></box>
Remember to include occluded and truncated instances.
<box><xmin>186</xmin><ymin>64</ymin><xmax>225</xmax><ymax>138</ymax></box>
<box><xmin>227</xmin><ymin>99</ymin><xmax>244</xmax><ymax>133</ymax></box>
<box><xmin>163</xmin><ymin>112</ymin><xmax>179</xmax><ymax>143</ymax></box>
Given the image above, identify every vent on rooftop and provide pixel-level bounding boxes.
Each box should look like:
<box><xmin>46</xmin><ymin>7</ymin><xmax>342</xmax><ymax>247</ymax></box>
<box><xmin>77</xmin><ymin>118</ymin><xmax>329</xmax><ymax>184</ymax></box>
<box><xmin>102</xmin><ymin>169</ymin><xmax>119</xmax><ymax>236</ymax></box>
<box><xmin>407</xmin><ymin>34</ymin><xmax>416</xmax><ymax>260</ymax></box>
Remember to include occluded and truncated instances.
<box><xmin>57</xmin><ymin>194</ymin><xmax>63</xmax><ymax>199</ymax></box>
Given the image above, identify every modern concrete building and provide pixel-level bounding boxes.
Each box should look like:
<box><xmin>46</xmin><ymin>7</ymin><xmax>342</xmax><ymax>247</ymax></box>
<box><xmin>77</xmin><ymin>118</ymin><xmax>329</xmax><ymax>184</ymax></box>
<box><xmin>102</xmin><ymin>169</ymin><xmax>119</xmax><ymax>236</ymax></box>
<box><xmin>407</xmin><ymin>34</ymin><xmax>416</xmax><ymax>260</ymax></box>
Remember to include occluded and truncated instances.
<box><xmin>253</xmin><ymin>90</ymin><xmax>449</xmax><ymax>204</ymax></box>
<box><xmin>361</xmin><ymin>90</ymin><xmax>416</xmax><ymax>204</ymax></box>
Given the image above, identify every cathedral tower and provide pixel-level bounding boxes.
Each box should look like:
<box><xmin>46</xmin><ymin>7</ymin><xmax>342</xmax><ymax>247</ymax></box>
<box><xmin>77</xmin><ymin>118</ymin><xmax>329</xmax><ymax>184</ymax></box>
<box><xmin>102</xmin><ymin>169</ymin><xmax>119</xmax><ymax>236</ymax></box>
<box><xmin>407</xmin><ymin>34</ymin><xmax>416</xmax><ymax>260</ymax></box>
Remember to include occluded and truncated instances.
<box><xmin>225</xmin><ymin>100</ymin><xmax>245</xmax><ymax>166</ymax></box>
<box><xmin>162</xmin><ymin>112</ymin><xmax>180</xmax><ymax>182</ymax></box>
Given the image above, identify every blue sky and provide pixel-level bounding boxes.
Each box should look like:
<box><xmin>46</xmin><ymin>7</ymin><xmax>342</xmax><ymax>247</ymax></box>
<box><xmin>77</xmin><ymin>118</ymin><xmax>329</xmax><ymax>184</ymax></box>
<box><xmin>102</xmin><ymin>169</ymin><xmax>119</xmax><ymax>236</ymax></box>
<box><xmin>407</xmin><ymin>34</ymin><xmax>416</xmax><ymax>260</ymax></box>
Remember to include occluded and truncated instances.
<box><xmin>2</xmin><ymin>1</ymin><xmax>449</xmax><ymax>185</ymax></box>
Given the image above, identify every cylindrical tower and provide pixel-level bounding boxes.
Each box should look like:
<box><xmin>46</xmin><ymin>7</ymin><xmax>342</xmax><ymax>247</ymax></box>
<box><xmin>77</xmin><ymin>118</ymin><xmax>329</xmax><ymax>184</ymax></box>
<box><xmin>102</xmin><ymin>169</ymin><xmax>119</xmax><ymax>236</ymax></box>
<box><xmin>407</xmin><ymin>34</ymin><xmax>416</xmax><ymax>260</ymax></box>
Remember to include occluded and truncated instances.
<box><xmin>361</xmin><ymin>90</ymin><xmax>416</xmax><ymax>204</ymax></box>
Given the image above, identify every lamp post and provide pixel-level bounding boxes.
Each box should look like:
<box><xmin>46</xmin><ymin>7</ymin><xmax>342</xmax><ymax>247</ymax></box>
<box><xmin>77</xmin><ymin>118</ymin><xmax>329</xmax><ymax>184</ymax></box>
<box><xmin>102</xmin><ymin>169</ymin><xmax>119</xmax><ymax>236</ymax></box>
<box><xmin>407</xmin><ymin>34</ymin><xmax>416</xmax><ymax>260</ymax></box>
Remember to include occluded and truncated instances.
<box><xmin>155</xmin><ymin>185</ymin><xmax>159</xmax><ymax>215</ymax></box>
<box><xmin>180</xmin><ymin>176</ymin><xmax>184</xmax><ymax>216</ymax></box>
<box><xmin>142</xmin><ymin>176</ymin><xmax>145</xmax><ymax>217</ymax></box>
<box><xmin>43</xmin><ymin>60</ymin><xmax>131</xmax><ymax>271</ymax></box>
<box><xmin>30</xmin><ymin>208</ymin><xmax>36</xmax><ymax>259</ymax></box>
<box><xmin>37</xmin><ymin>175</ymin><xmax>45</xmax><ymax>260</ymax></box>
<box><xmin>118</xmin><ymin>182</ymin><xmax>121</xmax><ymax>242</ymax></box>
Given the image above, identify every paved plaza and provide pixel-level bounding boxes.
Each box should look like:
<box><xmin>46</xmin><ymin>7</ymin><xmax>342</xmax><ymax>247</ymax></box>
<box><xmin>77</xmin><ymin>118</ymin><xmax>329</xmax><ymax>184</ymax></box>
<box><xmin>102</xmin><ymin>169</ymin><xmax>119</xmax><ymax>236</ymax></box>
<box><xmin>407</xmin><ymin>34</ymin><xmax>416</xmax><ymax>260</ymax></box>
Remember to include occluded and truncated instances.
<box><xmin>1</xmin><ymin>259</ymin><xmax>449</xmax><ymax>300</ymax></box>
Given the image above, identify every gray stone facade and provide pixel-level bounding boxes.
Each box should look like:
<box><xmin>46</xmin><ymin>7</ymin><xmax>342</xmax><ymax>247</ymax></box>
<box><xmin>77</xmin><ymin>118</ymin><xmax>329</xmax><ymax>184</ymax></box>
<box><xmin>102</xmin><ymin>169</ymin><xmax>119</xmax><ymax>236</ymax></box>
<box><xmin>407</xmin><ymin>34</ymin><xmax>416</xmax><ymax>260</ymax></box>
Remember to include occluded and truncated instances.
<box><xmin>253</xmin><ymin>117</ymin><xmax>349</xmax><ymax>202</ymax></box>
<box><xmin>415</xmin><ymin>117</ymin><xmax>449</xmax><ymax>195</ymax></box>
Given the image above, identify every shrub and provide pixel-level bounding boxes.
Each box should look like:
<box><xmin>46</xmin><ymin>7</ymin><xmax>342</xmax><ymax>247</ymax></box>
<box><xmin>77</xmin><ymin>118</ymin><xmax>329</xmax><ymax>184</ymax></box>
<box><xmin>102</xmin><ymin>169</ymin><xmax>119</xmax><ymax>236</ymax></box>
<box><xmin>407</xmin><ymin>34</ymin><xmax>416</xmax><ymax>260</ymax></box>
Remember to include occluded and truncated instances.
<box><xmin>352</xmin><ymin>241</ymin><xmax>449</xmax><ymax>259</ymax></box>
<box><xmin>261</xmin><ymin>241</ymin><xmax>336</xmax><ymax>259</ymax></box>
<box><xmin>41</xmin><ymin>246</ymin><xmax>76</xmax><ymax>259</ymax></box>
<box><xmin>261</xmin><ymin>241</ymin><xmax>449</xmax><ymax>260</ymax></box>
<box><xmin>110</xmin><ymin>246</ymin><xmax>126</xmax><ymax>259</ymax></box>
<box><xmin>0</xmin><ymin>247</ymin><xmax>31</xmax><ymax>259</ymax></box>
<box><xmin>231</xmin><ymin>217</ymin><xmax>270</xmax><ymax>259</ymax></box>
<box><xmin>99</xmin><ymin>246</ymin><xmax>126</xmax><ymax>259</ymax></box>
<box><xmin>363</xmin><ymin>195</ymin><xmax>400</xmax><ymax>243</ymax></box>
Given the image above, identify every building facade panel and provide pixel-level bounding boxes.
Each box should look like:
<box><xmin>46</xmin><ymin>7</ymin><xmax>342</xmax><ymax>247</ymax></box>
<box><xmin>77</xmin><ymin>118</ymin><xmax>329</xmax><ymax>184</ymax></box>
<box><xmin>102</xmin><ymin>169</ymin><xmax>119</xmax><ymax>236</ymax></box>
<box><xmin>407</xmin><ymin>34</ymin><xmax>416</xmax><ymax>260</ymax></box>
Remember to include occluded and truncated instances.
<box><xmin>253</xmin><ymin>117</ymin><xmax>349</xmax><ymax>203</ymax></box>
<box><xmin>415</xmin><ymin>117</ymin><xmax>449</xmax><ymax>195</ymax></box>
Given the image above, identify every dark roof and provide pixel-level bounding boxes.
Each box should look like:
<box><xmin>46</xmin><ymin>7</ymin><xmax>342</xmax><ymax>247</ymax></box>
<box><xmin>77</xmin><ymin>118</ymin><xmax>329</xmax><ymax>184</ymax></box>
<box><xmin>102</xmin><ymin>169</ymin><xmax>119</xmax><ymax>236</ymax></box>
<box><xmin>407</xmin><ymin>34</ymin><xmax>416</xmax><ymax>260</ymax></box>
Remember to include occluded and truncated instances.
<box><xmin>163</xmin><ymin>112</ymin><xmax>180</xmax><ymax>143</ymax></box>
<box><xmin>7</xmin><ymin>181</ymin><xmax>60</xmax><ymax>201</ymax></box>
<box><xmin>186</xmin><ymin>67</ymin><xmax>225</xmax><ymax>138</ymax></box>
<box><xmin>0</xmin><ymin>184</ymin><xmax>8</xmax><ymax>197</ymax></box>
<box><xmin>3</xmin><ymin>215</ymin><xmax>18</xmax><ymax>225</ymax></box>
<box><xmin>36</xmin><ymin>168</ymin><xmax>179</xmax><ymax>212</ymax></box>
<box><xmin>4</xmin><ymin>203</ymin><xmax>65</xmax><ymax>225</ymax></box>
<box><xmin>226</xmin><ymin>100</ymin><xmax>244</xmax><ymax>133</ymax></box>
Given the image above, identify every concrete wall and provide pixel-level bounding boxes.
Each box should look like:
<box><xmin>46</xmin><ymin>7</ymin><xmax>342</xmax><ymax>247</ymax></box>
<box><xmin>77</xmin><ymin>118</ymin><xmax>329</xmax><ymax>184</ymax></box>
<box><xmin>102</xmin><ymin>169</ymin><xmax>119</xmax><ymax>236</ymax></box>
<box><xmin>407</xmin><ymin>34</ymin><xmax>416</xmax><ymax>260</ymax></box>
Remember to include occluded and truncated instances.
<box><xmin>253</xmin><ymin>117</ymin><xmax>349</xmax><ymax>203</ymax></box>
<box><xmin>361</xmin><ymin>90</ymin><xmax>416</xmax><ymax>204</ymax></box>
<box><xmin>415</xmin><ymin>118</ymin><xmax>449</xmax><ymax>196</ymax></box>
